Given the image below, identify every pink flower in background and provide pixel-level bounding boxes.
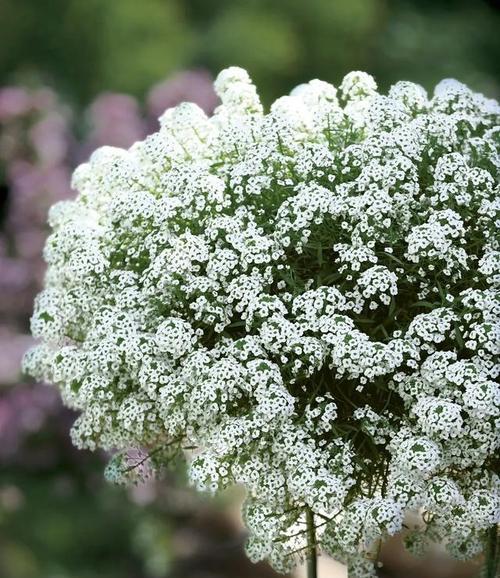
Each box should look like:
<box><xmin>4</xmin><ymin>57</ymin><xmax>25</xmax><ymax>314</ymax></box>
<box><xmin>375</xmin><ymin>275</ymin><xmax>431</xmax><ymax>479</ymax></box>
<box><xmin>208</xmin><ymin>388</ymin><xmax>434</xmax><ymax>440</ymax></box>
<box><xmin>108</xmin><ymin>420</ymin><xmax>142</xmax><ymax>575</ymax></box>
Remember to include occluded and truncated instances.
<box><xmin>0</xmin><ymin>254</ymin><xmax>34</xmax><ymax>319</ymax></box>
<box><xmin>0</xmin><ymin>87</ymin><xmax>73</xmax><ymax>327</ymax></box>
<box><xmin>0</xmin><ymin>330</ymin><xmax>33</xmax><ymax>385</ymax></box>
<box><xmin>147</xmin><ymin>69</ymin><xmax>218</xmax><ymax>128</ymax></box>
<box><xmin>83</xmin><ymin>92</ymin><xmax>146</xmax><ymax>155</ymax></box>
<box><xmin>0</xmin><ymin>88</ymin><xmax>31</xmax><ymax>120</ymax></box>
<box><xmin>30</xmin><ymin>111</ymin><xmax>70</xmax><ymax>165</ymax></box>
<box><xmin>0</xmin><ymin>383</ymin><xmax>60</xmax><ymax>460</ymax></box>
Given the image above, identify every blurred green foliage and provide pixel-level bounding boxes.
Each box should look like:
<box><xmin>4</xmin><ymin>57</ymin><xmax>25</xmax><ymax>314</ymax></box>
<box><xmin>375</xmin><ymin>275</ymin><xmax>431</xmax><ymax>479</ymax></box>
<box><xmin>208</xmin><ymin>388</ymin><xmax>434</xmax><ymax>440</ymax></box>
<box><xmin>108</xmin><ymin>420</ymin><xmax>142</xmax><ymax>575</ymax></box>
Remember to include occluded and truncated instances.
<box><xmin>1</xmin><ymin>0</ymin><xmax>498</xmax><ymax>106</ymax></box>
<box><xmin>0</xmin><ymin>411</ymin><xmax>175</xmax><ymax>578</ymax></box>
<box><xmin>0</xmin><ymin>475</ymin><xmax>158</xmax><ymax>578</ymax></box>
<box><xmin>0</xmin><ymin>0</ymin><xmax>193</xmax><ymax>103</ymax></box>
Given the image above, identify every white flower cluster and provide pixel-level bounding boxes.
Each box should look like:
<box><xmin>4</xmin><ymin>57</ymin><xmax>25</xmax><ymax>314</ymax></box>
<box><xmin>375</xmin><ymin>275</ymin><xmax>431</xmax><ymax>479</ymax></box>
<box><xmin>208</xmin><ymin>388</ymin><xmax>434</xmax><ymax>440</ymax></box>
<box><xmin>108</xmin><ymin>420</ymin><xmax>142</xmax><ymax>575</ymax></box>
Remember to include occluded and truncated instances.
<box><xmin>24</xmin><ymin>67</ymin><xmax>500</xmax><ymax>575</ymax></box>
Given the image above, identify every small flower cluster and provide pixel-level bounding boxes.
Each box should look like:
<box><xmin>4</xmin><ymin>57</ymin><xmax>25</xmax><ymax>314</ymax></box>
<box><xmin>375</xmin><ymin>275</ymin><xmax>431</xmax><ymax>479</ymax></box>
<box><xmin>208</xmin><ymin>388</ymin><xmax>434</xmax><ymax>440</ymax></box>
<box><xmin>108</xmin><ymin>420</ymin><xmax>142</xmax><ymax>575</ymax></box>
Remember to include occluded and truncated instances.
<box><xmin>25</xmin><ymin>68</ymin><xmax>499</xmax><ymax>575</ymax></box>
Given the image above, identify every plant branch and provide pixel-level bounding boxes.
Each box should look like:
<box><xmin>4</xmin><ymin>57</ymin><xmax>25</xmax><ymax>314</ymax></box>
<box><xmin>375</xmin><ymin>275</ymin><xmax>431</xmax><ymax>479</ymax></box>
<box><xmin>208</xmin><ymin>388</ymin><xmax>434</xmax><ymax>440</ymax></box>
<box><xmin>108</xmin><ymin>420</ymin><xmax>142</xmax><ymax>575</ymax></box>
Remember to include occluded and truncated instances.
<box><xmin>485</xmin><ymin>524</ymin><xmax>499</xmax><ymax>578</ymax></box>
<box><xmin>306</xmin><ymin>507</ymin><xmax>318</xmax><ymax>578</ymax></box>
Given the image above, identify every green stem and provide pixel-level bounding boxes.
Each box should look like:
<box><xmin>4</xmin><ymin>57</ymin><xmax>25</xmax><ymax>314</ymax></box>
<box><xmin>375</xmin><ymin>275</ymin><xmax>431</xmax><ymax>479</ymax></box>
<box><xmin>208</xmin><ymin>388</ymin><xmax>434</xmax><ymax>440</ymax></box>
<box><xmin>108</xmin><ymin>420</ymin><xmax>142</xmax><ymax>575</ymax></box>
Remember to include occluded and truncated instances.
<box><xmin>306</xmin><ymin>507</ymin><xmax>318</xmax><ymax>578</ymax></box>
<box><xmin>485</xmin><ymin>524</ymin><xmax>499</xmax><ymax>578</ymax></box>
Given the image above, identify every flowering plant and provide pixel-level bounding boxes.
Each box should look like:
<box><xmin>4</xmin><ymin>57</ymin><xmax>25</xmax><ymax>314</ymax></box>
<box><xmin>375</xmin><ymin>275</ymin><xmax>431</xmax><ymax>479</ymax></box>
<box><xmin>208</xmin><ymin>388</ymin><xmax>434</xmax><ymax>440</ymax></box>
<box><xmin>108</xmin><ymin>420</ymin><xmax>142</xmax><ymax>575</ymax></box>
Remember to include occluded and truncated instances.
<box><xmin>24</xmin><ymin>67</ymin><xmax>499</xmax><ymax>577</ymax></box>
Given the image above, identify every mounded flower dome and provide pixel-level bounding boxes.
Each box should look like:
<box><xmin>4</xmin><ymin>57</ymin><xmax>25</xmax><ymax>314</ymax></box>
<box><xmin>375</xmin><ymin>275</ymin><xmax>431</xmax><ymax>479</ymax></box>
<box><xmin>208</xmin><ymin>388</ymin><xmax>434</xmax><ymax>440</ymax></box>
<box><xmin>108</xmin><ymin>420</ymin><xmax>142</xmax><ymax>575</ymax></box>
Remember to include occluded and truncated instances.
<box><xmin>24</xmin><ymin>67</ymin><xmax>500</xmax><ymax>576</ymax></box>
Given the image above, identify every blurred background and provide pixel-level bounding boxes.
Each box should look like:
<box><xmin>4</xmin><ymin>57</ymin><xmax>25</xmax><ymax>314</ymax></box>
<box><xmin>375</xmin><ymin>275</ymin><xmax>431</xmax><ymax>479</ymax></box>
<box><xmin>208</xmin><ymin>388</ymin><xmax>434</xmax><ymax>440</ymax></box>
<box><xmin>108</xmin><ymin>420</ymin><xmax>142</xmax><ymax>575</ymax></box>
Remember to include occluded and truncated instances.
<box><xmin>0</xmin><ymin>1</ymin><xmax>498</xmax><ymax>577</ymax></box>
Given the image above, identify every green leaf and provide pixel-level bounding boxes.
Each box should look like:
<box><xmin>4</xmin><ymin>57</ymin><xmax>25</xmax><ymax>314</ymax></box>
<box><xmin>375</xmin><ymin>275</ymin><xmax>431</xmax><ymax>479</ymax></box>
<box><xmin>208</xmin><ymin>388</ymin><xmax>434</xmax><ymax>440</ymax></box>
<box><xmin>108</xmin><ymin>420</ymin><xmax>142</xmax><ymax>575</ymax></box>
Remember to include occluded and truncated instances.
<box><xmin>454</xmin><ymin>325</ymin><xmax>465</xmax><ymax>348</ymax></box>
